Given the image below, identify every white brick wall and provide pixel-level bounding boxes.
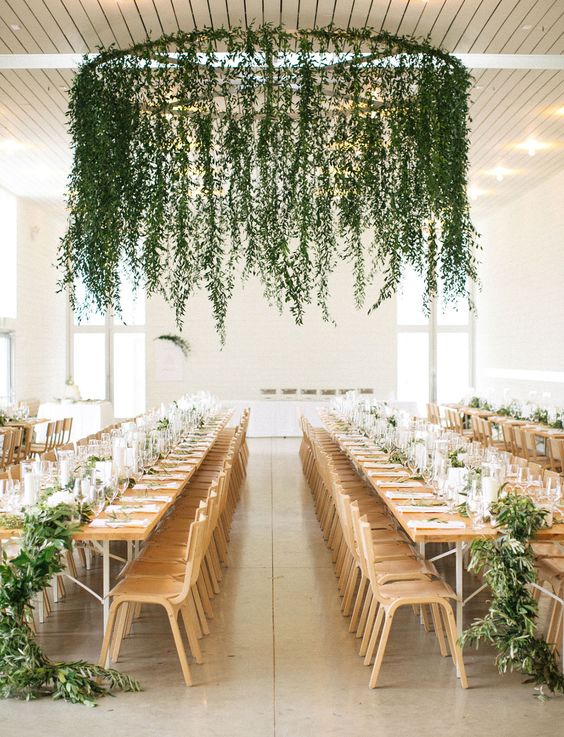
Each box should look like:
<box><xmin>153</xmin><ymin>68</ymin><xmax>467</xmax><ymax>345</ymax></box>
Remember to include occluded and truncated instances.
<box><xmin>146</xmin><ymin>263</ymin><xmax>398</xmax><ymax>406</ymax></box>
<box><xmin>475</xmin><ymin>168</ymin><xmax>564</xmax><ymax>404</ymax></box>
<box><xmin>14</xmin><ymin>198</ymin><xmax>67</xmax><ymax>403</ymax></box>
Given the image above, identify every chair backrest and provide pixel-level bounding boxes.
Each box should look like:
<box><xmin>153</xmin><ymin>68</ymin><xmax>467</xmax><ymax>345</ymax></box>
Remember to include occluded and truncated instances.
<box><xmin>0</xmin><ymin>429</ymin><xmax>14</xmax><ymax>469</ymax></box>
<box><xmin>547</xmin><ymin>438</ymin><xmax>563</xmax><ymax>472</ymax></box>
<box><xmin>0</xmin><ymin>464</ymin><xmax>21</xmax><ymax>481</ymax></box>
<box><xmin>470</xmin><ymin>415</ymin><xmax>483</xmax><ymax>444</ymax></box>
<box><xmin>528</xmin><ymin>461</ymin><xmax>542</xmax><ymax>477</ymax></box>
<box><xmin>63</xmin><ymin>417</ymin><xmax>73</xmax><ymax>443</ymax></box>
<box><xmin>501</xmin><ymin>423</ymin><xmax>515</xmax><ymax>454</ymax></box>
<box><xmin>510</xmin><ymin>454</ymin><xmax>528</xmax><ymax>468</ymax></box>
<box><xmin>173</xmin><ymin>516</ymin><xmax>209</xmax><ymax>602</ymax></box>
<box><xmin>512</xmin><ymin>428</ymin><xmax>527</xmax><ymax>459</ymax></box>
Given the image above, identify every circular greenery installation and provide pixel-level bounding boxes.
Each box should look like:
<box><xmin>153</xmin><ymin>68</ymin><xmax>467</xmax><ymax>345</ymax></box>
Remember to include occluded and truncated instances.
<box><xmin>61</xmin><ymin>26</ymin><xmax>477</xmax><ymax>340</ymax></box>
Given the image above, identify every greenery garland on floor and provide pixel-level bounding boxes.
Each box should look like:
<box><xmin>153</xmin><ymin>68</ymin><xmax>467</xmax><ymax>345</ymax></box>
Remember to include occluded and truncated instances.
<box><xmin>0</xmin><ymin>501</ymin><xmax>140</xmax><ymax>705</ymax></box>
<box><xmin>461</xmin><ymin>492</ymin><xmax>564</xmax><ymax>698</ymax></box>
<box><xmin>61</xmin><ymin>25</ymin><xmax>477</xmax><ymax>340</ymax></box>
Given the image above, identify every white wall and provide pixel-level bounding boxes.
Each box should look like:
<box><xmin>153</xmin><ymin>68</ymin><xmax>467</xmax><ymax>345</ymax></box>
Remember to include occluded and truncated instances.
<box><xmin>474</xmin><ymin>168</ymin><xmax>564</xmax><ymax>404</ymax></box>
<box><xmin>146</xmin><ymin>265</ymin><xmax>397</xmax><ymax>406</ymax></box>
<box><xmin>14</xmin><ymin>198</ymin><xmax>67</xmax><ymax>402</ymax></box>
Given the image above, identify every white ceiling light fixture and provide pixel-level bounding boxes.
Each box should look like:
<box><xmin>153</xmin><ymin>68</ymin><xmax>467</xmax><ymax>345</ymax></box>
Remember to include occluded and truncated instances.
<box><xmin>9</xmin><ymin>24</ymin><xmax>21</xmax><ymax>32</ymax></box>
<box><xmin>516</xmin><ymin>138</ymin><xmax>549</xmax><ymax>156</ymax></box>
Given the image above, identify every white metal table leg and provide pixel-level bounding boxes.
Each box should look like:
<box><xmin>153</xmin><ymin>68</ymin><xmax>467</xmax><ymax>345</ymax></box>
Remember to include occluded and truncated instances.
<box><xmin>455</xmin><ymin>541</ymin><xmax>464</xmax><ymax>678</ymax></box>
<box><xmin>456</xmin><ymin>541</ymin><xmax>464</xmax><ymax>637</ymax></box>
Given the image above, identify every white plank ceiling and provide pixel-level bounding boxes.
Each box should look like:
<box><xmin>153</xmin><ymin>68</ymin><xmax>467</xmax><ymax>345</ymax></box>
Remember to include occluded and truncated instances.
<box><xmin>0</xmin><ymin>0</ymin><xmax>562</xmax><ymax>217</ymax></box>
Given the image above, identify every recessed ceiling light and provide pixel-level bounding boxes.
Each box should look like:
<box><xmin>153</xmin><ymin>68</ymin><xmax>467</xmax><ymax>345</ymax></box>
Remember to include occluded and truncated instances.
<box><xmin>521</xmin><ymin>25</ymin><xmax>532</xmax><ymax>31</ymax></box>
<box><xmin>9</xmin><ymin>23</ymin><xmax>21</xmax><ymax>32</ymax></box>
<box><xmin>486</xmin><ymin>166</ymin><xmax>514</xmax><ymax>181</ymax></box>
<box><xmin>516</xmin><ymin>138</ymin><xmax>549</xmax><ymax>156</ymax></box>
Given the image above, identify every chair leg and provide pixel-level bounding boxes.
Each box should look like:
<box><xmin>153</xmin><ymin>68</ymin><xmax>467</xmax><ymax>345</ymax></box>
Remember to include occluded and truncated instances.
<box><xmin>364</xmin><ymin>606</ymin><xmax>385</xmax><ymax>666</ymax></box>
<box><xmin>166</xmin><ymin>606</ymin><xmax>193</xmax><ymax>686</ymax></box>
<box><xmin>431</xmin><ymin>603</ymin><xmax>448</xmax><ymax>657</ymax></box>
<box><xmin>357</xmin><ymin>589</ymin><xmax>373</xmax><ymax>639</ymax></box>
<box><xmin>99</xmin><ymin>600</ymin><xmax>123</xmax><ymax>667</ymax></box>
<box><xmin>359</xmin><ymin>597</ymin><xmax>377</xmax><ymax>657</ymax></box>
<box><xmin>420</xmin><ymin>604</ymin><xmax>432</xmax><ymax>633</ymax></box>
<box><xmin>369</xmin><ymin>611</ymin><xmax>395</xmax><ymax>688</ymax></box>
<box><xmin>181</xmin><ymin>604</ymin><xmax>203</xmax><ymax>664</ymax></box>
<box><xmin>349</xmin><ymin>577</ymin><xmax>368</xmax><ymax>633</ymax></box>
<box><xmin>441</xmin><ymin>603</ymin><xmax>468</xmax><ymax>689</ymax></box>
<box><xmin>192</xmin><ymin>588</ymin><xmax>210</xmax><ymax>636</ymax></box>
<box><xmin>111</xmin><ymin>603</ymin><xmax>130</xmax><ymax>662</ymax></box>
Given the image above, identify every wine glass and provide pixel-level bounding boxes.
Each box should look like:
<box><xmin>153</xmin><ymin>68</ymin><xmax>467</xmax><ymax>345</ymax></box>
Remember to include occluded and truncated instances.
<box><xmin>467</xmin><ymin>479</ymin><xmax>485</xmax><ymax>529</ymax></box>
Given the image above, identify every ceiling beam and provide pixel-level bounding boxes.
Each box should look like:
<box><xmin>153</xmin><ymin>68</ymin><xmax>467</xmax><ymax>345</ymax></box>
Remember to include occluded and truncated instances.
<box><xmin>0</xmin><ymin>53</ymin><xmax>563</xmax><ymax>71</ymax></box>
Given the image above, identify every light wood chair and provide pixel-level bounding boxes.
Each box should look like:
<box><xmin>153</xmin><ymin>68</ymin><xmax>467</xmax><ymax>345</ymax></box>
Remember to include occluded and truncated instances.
<box><xmin>426</xmin><ymin>403</ymin><xmax>442</xmax><ymax>426</ymax></box>
<box><xmin>62</xmin><ymin>417</ymin><xmax>73</xmax><ymax>444</ymax></box>
<box><xmin>0</xmin><ymin>429</ymin><xmax>15</xmax><ymax>469</ymax></box>
<box><xmin>99</xmin><ymin>515</ymin><xmax>209</xmax><ymax>686</ymax></box>
<box><xmin>501</xmin><ymin>422</ymin><xmax>516</xmax><ymax>455</ymax></box>
<box><xmin>28</xmin><ymin>421</ymin><xmax>56</xmax><ymax>456</ymax></box>
<box><xmin>358</xmin><ymin>517</ymin><xmax>468</xmax><ymax>689</ymax></box>
<box><xmin>547</xmin><ymin>438</ymin><xmax>563</xmax><ymax>473</ymax></box>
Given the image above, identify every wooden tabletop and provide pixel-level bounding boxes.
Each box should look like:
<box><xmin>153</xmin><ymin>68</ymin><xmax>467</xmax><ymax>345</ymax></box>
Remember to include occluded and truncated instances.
<box><xmin>0</xmin><ymin>411</ymin><xmax>232</xmax><ymax>543</ymax></box>
<box><xmin>7</xmin><ymin>418</ymin><xmax>49</xmax><ymax>427</ymax></box>
<box><xmin>320</xmin><ymin>411</ymin><xmax>564</xmax><ymax>545</ymax></box>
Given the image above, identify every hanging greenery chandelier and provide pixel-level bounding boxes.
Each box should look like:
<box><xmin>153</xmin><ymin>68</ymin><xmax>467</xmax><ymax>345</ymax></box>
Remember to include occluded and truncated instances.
<box><xmin>61</xmin><ymin>26</ymin><xmax>477</xmax><ymax>339</ymax></box>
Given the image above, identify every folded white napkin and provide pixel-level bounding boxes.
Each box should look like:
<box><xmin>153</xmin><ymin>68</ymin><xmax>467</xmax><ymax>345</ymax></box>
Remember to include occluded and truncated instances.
<box><xmin>89</xmin><ymin>518</ymin><xmax>151</xmax><ymax>528</ymax></box>
<box><xmin>124</xmin><ymin>495</ymin><xmax>173</xmax><ymax>503</ymax></box>
<box><xmin>363</xmin><ymin>463</ymin><xmax>403</xmax><ymax>469</ymax></box>
<box><xmin>379</xmin><ymin>481</ymin><xmax>425</xmax><ymax>488</ymax></box>
<box><xmin>106</xmin><ymin>504</ymin><xmax>161</xmax><ymax>514</ymax></box>
<box><xmin>407</xmin><ymin>519</ymin><xmax>466</xmax><ymax>529</ymax></box>
<box><xmin>134</xmin><ymin>482</ymin><xmax>180</xmax><ymax>490</ymax></box>
<box><xmin>385</xmin><ymin>491</ymin><xmax>434</xmax><ymax>499</ymax></box>
<box><xmin>368</xmin><ymin>471</ymin><xmax>409</xmax><ymax>477</ymax></box>
<box><xmin>397</xmin><ymin>505</ymin><xmax>451</xmax><ymax>513</ymax></box>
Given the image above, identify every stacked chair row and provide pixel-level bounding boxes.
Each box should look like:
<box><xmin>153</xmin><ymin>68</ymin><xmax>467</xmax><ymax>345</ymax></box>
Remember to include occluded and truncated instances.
<box><xmin>99</xmin><ymin>410</ymin><xmax>250</xmax><ymax>686</ymax></box>
<box><xmin>428</xmin><ymin>402</ymin><xmax>564</xmax><ymax>474</ymax></box>
<box><xmin>299</xmin><ymin>417</ymin><xmax>468</xmax><ymax>689</ymax></box>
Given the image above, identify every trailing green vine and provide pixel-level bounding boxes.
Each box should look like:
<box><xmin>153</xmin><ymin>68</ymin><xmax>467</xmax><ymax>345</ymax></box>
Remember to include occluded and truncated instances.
<box><xmin>61</xmin><ymin>25</ymin><xmax>477</xmax><ymax>340</ymax></box>
<box><xmin>461</xmin><ymin>492</ymin><xmax>564</xmax><ymax>698</ymax></box>
<box><xmin>0</xmin><ymin>501</ymin><xmax>140</xmax><ymax>705</ymax></box>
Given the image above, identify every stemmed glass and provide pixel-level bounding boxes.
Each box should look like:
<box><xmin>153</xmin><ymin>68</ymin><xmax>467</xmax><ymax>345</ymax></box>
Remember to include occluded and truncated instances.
<box><xmin>467</xmin><ymin>479</ymin><xmax>485</xmax><ymax>529</ymax></box>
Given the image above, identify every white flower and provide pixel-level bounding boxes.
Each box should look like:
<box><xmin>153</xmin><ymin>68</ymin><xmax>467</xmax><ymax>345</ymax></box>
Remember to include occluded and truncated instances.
<box><xmin>45</xmin><ymin>490</ymin><xmax>76</xmax><ymax>508</ymax></box>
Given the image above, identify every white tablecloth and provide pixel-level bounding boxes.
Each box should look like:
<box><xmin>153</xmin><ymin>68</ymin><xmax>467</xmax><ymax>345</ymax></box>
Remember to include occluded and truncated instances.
<box><xmin>223</xmin><ymin>399</ymin><xmax>419</xmax><ymax>437</ymax></box>
<box><xmin>36</xmin><ymin>401</ymin><xmax>114</xmax><ymax>442</ymax></box>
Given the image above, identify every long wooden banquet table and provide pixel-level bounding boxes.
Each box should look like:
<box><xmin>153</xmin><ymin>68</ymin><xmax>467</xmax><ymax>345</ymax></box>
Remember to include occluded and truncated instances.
<box><xmin>447</xmin><ymin>403</ymin><xmax>564</xmax><ymax>450</ymax></box>
<box><xmin>320</xmin><ymin>411</ymin><xmax>564</xmax><ymax>649</ymax></box>
<box><xmin>0</xmin><ymin>410</ymin><xmax>233</xmax><ymax>634</ymax></box>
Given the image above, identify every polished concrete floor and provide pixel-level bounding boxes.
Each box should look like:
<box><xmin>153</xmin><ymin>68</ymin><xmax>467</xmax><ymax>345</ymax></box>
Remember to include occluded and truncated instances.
<box><xmin>3</xmin><ymin>437</ymin><xmax>563</xmax><ymax>735</ymax></box>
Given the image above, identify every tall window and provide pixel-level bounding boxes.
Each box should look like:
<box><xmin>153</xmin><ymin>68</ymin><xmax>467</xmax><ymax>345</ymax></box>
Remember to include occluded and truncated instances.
<box><xmin>396</xmin><ymin>269</ymin><xmax>473</xmax><ymax>406</ymax></box>
<box><xmin>70</xmin><ymin>280</ymin><xmax>146</xmax><ymax>418</ymax></box>
<box><xmin>0</xmin><ymin>187</ymin><xmax>17</xmax><ymax>404</ymax></box>
<box><xmin>0</xmin><ymin>188</ymin><xmax>17</xmax><ymax>320</ymax></box>
<box><xmin>0</xmin><ymin>332</ymin><xmax>14</xmax><ymax>405</ymax></box>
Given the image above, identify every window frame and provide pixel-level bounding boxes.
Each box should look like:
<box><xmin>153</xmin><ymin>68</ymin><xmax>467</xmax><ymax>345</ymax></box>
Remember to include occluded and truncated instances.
<box><xmin>397</xmin><ymin>287</ymin><xmax>475</xmax><ymax>404</ymax></box>
<box><xmin>68</xmin><ymin>297</ymin><xmax>146</xmax><ymax>418</ymax></box>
